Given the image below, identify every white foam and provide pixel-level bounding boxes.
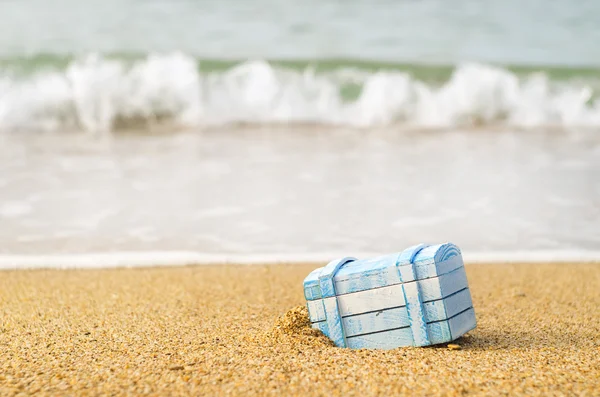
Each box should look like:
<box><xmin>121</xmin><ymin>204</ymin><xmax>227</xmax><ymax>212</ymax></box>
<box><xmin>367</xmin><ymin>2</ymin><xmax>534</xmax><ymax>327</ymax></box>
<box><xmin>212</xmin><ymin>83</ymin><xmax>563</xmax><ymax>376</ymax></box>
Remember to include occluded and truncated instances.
<box><xmin>0</xmin><ymin>250</ymin><xmax>598</xmax><ymax>270</ymax></box>
<box><xmin>1</xmin><ymin>53</ymin><xmax>600</xmax><ymax>132</ymax></box>
<box><xmin>0</xmin><ymin>201</ymin><xmax>33</xmax><ymax>218</ymax></box>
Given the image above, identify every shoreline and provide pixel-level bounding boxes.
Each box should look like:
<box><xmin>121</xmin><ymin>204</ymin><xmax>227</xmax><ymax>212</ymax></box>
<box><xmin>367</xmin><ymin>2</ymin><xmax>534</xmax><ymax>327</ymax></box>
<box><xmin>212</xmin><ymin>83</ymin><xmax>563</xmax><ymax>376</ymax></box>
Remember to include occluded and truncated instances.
<box><xmin>1</xmin><ymin>250</ymin><xmax>600</xmax><ymax>270</ymax></box>
<box><xmin>1</xmin><ymin>263</ymin><xmax>599</xmax><ymax>396</ymax></box>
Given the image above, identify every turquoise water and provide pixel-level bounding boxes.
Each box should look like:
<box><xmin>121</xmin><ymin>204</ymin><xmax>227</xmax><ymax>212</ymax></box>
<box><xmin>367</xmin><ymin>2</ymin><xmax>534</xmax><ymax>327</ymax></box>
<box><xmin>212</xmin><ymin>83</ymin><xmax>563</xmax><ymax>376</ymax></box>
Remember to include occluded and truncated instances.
<box><xmin>0</xmin><ymin>0</ymin><xmax>599</xmax><ymax>261</ymax></box>
<box><xmin>1</xmin><ymin>0</ymin><xmax>599</xmax><ymax>66</ymax></box>
<box><xmin>1</xmin><ymin>0</ymin><xmax>600</xmax><ymax>132</ymax></box>
<box><xmin>1</xmin><ymin>129</ymin><xmax>599</xmax><ymax>257</ymax></box>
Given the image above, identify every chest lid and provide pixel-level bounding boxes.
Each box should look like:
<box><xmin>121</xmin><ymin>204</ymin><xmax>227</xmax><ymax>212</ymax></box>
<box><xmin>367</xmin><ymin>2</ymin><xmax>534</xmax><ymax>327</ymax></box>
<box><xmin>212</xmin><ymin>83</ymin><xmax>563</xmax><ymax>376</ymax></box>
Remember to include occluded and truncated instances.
<box><xmin>303</xmin><ymin>242</ymin><xmax>463</xmax><ymax>301</ymax></box>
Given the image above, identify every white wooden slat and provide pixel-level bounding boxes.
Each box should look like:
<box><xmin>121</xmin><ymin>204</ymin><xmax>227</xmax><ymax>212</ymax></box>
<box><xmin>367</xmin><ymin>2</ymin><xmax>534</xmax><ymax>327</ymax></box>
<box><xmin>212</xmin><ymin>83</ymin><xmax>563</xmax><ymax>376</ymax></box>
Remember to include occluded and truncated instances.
<box><xmin>345</xmin><ymin>307</ymin><xmax>476</xmax><ymax>349</ymax></box>
<box><xmin>310</xmin><ymin>288</ymin><xmax>474</xmax><ymax>337</ymax></box>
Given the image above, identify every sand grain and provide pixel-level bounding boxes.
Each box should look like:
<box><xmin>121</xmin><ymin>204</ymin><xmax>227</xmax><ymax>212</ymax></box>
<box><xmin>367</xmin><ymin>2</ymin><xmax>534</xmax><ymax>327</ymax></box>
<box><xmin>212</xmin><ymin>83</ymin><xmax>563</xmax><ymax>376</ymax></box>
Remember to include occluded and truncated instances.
<box><xmin>1</xmin><ymin>263</ymin><xmax>599</xmax><ymax>396</ymax></box>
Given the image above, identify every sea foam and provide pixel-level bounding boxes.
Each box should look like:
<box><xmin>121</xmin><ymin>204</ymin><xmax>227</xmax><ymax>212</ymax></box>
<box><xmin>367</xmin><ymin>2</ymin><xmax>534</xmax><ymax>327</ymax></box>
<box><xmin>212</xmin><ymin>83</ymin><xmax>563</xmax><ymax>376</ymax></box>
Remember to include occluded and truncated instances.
<box><xmin>1</xmin><ymin>250</ymin><xmax>599</xmax><ymax>270</ymax></box>
<box><xmin>0</xmin><ymin>52</ymin><xmax>599</xmax><ymax>133</ymax></box>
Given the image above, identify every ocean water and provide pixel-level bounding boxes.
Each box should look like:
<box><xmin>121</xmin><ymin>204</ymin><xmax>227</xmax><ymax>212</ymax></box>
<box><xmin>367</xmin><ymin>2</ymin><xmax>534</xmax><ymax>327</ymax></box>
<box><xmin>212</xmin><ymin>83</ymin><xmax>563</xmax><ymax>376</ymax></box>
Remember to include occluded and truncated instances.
<box><xmin>1</xmin><ymin>0</ymin><xmax>599</xmax><ymax>266</ymax></box>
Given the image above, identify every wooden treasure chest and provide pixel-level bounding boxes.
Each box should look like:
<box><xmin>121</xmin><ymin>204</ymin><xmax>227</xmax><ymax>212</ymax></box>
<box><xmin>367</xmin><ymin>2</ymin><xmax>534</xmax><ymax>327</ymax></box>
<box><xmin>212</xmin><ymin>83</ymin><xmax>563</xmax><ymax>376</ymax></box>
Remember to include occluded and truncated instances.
<box><xmin>303</xmin><ymin>243</ymin><xmax>476</xmax><ymax>349</ymax></box>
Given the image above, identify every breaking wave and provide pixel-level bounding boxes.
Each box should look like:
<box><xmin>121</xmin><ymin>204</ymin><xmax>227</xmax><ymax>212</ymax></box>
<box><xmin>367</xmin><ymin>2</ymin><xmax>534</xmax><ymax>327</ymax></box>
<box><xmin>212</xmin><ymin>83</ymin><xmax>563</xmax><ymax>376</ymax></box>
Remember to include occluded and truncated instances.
<box><xmin>1</xmin><ymin>52</ymin><xmax>599</xmax><ymax>132</ymax></box>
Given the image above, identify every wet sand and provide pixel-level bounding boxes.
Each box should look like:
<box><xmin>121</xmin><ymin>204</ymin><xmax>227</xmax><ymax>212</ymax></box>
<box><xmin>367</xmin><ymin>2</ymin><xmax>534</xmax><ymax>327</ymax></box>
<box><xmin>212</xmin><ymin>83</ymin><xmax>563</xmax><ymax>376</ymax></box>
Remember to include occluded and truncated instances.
<box><xmin>1</xmin><ymin>263</ymin><xmax>599</xmax><ymax>396</ymax></box>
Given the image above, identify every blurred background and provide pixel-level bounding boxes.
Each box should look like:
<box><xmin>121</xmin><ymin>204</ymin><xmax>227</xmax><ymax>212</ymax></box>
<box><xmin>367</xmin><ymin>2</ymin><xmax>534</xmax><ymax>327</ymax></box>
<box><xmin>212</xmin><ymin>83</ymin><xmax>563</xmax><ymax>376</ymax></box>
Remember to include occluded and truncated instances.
<box><xmin>0</xmin><ymin>0</ymin><xmax>598</xmax><ymax>260</ymax></box>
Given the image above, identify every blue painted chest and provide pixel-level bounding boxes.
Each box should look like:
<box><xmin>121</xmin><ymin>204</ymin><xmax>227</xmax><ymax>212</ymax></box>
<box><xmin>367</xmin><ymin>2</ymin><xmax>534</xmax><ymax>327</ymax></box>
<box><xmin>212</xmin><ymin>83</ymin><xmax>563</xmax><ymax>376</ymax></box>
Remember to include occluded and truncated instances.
<box><xmin>303</xmin><ymin>243</ymin><xmax>476</xmax><ymax>349</ymax></box>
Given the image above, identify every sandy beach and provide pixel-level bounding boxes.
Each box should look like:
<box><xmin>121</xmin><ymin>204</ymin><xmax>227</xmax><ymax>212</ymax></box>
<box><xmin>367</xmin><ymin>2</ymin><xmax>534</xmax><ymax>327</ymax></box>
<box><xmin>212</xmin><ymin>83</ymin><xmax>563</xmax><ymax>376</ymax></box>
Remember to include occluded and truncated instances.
<box><xmin>1</xmin><ymin>263</ymin><xmax>599</xmax><ymax>396</ymax></box>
